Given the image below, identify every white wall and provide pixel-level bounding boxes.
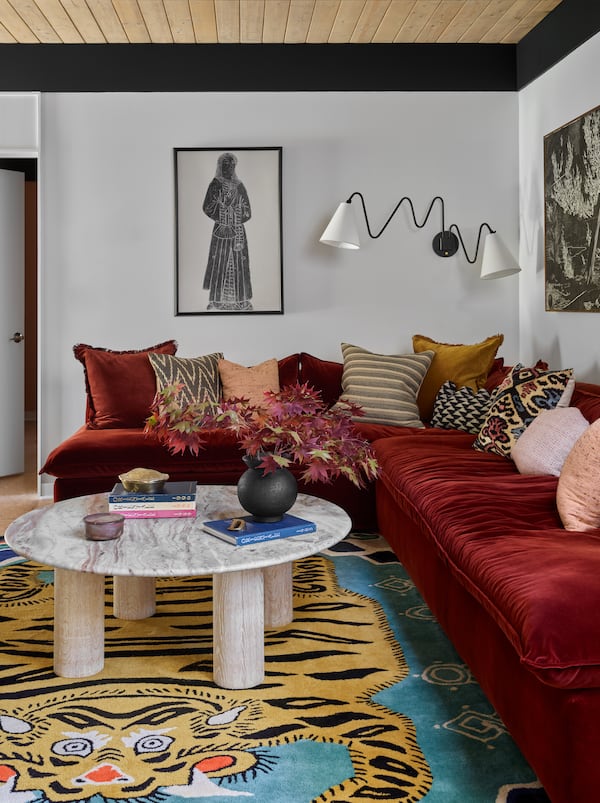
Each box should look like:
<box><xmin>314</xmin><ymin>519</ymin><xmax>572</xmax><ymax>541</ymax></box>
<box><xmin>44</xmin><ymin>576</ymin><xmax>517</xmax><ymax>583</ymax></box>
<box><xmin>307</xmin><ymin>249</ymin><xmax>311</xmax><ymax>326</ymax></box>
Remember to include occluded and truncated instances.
<box><xmin>39</xmin><ymin>90</ymin><xmax>519</xmax><ymax>483</ymax></box>
<box><xmin>519</xmin><ymin>30</ymin><xmax>600</xmax><ymax>381</ymax></box>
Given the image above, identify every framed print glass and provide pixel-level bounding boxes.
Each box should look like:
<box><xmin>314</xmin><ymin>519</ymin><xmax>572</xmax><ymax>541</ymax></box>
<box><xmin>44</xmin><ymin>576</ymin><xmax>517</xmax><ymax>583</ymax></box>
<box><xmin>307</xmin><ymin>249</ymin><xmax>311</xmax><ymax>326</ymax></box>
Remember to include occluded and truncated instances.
<box><xmin>175</xmin><ymin>146</ymin><xmax>283</xmax><ymax>315</ymax></box>
<box><xmin>544</xmin><ymin>104</ymin><xmax>600</xmax><ymax>311</ymax></box>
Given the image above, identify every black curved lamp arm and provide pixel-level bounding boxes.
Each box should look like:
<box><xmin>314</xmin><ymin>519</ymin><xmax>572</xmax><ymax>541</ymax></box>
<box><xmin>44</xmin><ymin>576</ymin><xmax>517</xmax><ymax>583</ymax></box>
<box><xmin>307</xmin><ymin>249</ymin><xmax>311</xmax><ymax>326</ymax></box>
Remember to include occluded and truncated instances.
<box><xmin>347</xmin><ymin>191</ymin><xmax>447</xmax><ymax>240</ymax></box>
<box><xmin>449</xmin><ymin>222</ymin><xmax>495</xmax><ymax>264</ymax></box>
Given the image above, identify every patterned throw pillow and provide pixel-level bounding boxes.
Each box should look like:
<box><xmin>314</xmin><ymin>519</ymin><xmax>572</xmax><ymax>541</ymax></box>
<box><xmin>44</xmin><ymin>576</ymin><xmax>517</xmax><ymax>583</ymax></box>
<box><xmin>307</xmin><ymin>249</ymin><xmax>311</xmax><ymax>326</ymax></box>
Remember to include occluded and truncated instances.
<box><xmin>473</xmin><ymin>364</ymin><xmax>574</xmax><ymax>458</ymax></box>
<box><xmin>337</xmin><ymin>343</ymin><xmax>434</xmax><ymax>428</ymax></box>
<box><xmin>149</xmin><ymin>352</ymin><xmax>223</xmax><ymax>407</ymax></box>
<box><xmin>431</xmin><ymin>381</ymin><xmax>495</xmax><ymax>434</ymax></box>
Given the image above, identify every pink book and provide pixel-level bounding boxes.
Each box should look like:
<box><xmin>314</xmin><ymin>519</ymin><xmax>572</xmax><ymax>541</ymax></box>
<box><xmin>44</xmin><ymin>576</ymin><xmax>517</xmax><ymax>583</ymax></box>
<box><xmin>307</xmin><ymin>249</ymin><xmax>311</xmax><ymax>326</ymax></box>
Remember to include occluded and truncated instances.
<box><xmin>119</xmin><ymin>509</ymin><xmax>197</xmax><ymax>519</ymax></box>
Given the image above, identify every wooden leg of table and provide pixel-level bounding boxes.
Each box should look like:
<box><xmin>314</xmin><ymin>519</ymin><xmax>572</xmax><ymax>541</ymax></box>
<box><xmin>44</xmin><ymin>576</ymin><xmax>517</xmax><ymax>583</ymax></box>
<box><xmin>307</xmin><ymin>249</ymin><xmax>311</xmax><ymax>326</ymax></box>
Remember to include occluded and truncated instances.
<box><xmin>213</xmin><ymin>568</ymin><xmax>264</xmax><ymax>689</ymax></box>
<box><xmin>54</xmin><ymin>568</ymin><xmax>105</xmax><ymax>678</ymax></box>
<box><xmin>264</xmin><ymin>562</ymin><xmax>293</xmax><ymax>627</ymax></box>
<box><xmin>113</xmin><ymin>576</ymin><xmax>156</xmax><ymax>620</ymax></box>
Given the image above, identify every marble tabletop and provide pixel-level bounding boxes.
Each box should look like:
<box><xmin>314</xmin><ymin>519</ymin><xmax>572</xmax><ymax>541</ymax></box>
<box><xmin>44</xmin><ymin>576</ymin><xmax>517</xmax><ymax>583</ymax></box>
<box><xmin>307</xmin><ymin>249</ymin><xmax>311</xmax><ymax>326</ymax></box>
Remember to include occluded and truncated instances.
<box><xmin>4</xmin><ymin>486</ymin><xmax>352</xmax><ymax>577</ymax></box>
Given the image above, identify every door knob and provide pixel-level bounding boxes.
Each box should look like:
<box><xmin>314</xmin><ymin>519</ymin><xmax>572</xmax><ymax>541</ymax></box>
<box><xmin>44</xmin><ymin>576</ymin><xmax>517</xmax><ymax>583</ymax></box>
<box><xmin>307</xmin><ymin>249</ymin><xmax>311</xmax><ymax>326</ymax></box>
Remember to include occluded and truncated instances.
<box><xmin>10</xmin><ymin>332</ymin><xmax>24</xmax><ymax>343</ymax></box>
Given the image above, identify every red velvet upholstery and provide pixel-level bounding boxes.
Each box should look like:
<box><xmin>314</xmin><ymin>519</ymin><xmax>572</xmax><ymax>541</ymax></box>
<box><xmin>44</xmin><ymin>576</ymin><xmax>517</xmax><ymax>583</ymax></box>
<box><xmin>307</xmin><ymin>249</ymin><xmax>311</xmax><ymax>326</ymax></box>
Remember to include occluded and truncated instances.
<box><xmin>373</xmin><ymin>381</ymin><xmax>600</xmax><ymax>802</ymax></box>
<box><xmin>299</xmin><ymin>352</ymin><xmax>343</xmax><ymax>407</ymax></box>
<box><xmin>41</xmin><ymin>352</ymin><xmax>387</xmax><ymax>530</ymax></box>
<box><xmin>74</xmin><ymin>340</ymin><xmax>178</xmax><ymax>428</ymax></box>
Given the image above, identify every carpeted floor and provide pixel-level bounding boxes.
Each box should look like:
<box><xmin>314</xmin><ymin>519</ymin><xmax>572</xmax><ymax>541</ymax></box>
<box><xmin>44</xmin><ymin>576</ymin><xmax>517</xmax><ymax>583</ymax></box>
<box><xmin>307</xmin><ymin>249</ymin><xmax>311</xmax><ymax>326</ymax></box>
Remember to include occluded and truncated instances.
<box><xmin>0</xmin><ymin>528</ymin><xmax>549</xmax><ymax>803</ymax></box>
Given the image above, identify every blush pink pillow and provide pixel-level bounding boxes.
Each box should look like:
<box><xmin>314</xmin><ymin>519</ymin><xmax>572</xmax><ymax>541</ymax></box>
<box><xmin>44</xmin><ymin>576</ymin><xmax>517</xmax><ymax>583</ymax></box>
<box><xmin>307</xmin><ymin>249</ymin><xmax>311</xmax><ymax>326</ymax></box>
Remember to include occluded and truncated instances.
<box><xmin>219</xmin><ymin>358</ymin><xmax>280</xmax><ymax>406</ymax></box>
<box><xmin>557</xmin><ymin>418</ymin><xmax>600</xmax><ymax>530</ymax></box>
<box><xmin>512</xmin><ymin>407</ymin><xmax>589</xmax><ymax>476</ymax></box>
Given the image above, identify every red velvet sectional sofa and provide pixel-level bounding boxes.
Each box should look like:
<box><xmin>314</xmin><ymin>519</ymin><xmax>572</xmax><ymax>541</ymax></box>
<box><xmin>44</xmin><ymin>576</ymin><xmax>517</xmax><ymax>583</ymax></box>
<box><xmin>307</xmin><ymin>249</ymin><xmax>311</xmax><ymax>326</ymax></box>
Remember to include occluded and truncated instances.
<box><xmin>41</xmin><ymin>351</ymin><xmax>398</xmax><ymax>530</ymax></box>
<box><xmin>41</xmin><ymin>348</ymin><xmax>600</xmax><ymax>801</ymax></box>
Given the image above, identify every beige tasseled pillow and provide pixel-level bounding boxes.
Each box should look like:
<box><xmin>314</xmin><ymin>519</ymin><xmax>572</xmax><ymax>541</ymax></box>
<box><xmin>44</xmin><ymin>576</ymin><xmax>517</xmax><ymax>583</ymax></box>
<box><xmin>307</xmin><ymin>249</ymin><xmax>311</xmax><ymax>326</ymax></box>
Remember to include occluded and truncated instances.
<box><xmin>219</xmin><ymin>358</ymin><xmax>280</xmax><ymax>406</ymax></box>
<box><xmin>556</xmin><ymin>418</ymin><xmax>600</xmax><ymax>530</ymax></box>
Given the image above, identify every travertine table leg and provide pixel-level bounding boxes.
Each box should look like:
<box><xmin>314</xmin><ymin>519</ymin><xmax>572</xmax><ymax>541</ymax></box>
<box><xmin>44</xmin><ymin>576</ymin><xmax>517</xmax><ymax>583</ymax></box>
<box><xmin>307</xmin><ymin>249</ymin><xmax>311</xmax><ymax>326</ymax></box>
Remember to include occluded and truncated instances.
<box><xmin>113</xmin><ymin>576</ymin><xmax>156</xmax><ymax>620</ymax></box>
<box><xmin>54</xmin><ymin>568</ymin><xmax>105</xmax><ymax>678</ymax></box>
<box><xmin>213</xmin><ymin>568</ymin><xmax>264</xmax><ymax>689</ymax></box>
<box><xmin>264</xmin><ymin>562</ymin><xmax>293</xmax><ymax>627</ymax></box>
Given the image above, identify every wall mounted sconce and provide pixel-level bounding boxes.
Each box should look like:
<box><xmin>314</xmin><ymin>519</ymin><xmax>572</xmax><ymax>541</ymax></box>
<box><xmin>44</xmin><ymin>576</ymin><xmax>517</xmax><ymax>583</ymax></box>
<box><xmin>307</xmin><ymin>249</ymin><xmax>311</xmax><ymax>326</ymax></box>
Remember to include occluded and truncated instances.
<box><xmin>320</xmin><ymin>192</ymin><xmax>521</xmax><ymax>280</ymax></box>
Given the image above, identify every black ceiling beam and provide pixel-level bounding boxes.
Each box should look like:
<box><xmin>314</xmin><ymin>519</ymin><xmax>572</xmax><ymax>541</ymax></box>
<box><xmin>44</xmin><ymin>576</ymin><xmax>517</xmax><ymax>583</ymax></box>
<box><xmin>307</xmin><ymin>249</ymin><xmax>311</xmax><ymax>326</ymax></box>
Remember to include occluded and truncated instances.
<box><xmin>0</xmin><ymin>42</ymin><xmax>516</xmax><ymax>92</ymax></box>
<box><xmin>517</xmin><ymin>0</ymin><xmax>600</xmax><ymax>89</ymax></box>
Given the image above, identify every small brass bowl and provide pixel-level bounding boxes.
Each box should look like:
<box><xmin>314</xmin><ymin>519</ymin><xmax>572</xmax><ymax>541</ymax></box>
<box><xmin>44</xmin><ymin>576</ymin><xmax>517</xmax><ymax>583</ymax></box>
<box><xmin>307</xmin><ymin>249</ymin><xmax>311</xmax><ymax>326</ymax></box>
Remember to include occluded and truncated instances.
<box><xmin>84</xmin><ymin>513</ymin><xmax>125</xmax><ymax>541</ymax></box>
<box><xmin>119</xmin><ymin>469</ymin><xmax>169</xmax><ymax>493</ymax></box>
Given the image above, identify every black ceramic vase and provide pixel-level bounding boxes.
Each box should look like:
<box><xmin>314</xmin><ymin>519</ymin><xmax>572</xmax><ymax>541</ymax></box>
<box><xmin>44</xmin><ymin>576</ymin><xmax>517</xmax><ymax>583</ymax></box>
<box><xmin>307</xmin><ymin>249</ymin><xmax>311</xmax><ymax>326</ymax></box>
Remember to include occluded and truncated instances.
<box><xmin>237</xmin><ymin>454</ymin><xmax>298</xmax><ymax>522</ymax></box>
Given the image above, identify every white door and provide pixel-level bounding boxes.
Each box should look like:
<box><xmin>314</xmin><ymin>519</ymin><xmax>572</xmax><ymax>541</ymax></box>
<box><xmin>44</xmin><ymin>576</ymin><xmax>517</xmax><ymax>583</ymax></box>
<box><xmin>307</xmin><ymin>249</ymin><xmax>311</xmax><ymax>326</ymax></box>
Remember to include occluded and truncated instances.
<box><xmin>0</xmin><ymin>168</ymin><xmax>24</xmax><ymax>477</ymax></box>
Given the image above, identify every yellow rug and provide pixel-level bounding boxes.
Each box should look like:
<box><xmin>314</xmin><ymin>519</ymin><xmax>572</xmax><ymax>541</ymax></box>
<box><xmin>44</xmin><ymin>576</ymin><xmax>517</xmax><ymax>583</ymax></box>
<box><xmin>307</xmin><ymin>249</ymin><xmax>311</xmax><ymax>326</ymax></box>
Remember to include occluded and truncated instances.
<box><xmin>0</xmin><ymin>547</ymin><xmax>432</xmax><ymax>802</ymax></box>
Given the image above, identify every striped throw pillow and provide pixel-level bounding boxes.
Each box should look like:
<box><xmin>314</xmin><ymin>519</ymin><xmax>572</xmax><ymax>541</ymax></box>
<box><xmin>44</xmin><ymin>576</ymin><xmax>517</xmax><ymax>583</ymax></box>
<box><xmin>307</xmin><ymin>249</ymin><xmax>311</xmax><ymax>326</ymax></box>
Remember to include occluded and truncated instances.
<box><xmin>338</xmin><ymin>343</ymin><xmax>434</xmax><ymax>428</ymax></box>
<box><xmin>149</xmin><ymin>352</ymin><xmax>223</xmax><ymax>407</ymax></box>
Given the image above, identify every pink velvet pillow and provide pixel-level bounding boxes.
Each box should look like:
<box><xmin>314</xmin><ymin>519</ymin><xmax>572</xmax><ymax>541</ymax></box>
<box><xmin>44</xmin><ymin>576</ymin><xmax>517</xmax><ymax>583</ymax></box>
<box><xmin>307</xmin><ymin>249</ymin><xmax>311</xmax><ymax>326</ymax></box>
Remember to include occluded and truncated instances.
<box><xmin>74</xmin><ymin>340</ymin><xmax>178</xmax><ymax>429</ymax></box>
<box><xmin>557</xmin><ymin>419</ymin><xmax>600</xmax><ymax>530</ymax></box>
<box><xmin>219</xmin><ymin>358</ymin><xmax>280</xmax><ymax>405</ymax></box>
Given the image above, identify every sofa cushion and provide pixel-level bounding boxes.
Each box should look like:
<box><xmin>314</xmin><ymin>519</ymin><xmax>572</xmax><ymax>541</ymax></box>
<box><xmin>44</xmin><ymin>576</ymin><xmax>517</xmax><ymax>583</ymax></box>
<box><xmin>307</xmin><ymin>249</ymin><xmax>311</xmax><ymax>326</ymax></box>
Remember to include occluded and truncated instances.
<box><xmin>412</xmin><ymin>333</ymin><xmax>504</xmax><ymax>421</ymax></box>
<box><xmin>431</xmin><ymin>381</ymin><xmax>495</xmax><ymax>434</ymax></box>
<box><xmin>219</xmin><ymin>357</ymin><xmax>280</xmax><ymax>405</ymax></box>
<box><xmin>41</xmin><ymin>425</ymin><xmax>245</xmax><ymax>480</ymax></box>
<box><xmin>557</xmin><ymin>419</ymin><xmax>600</xmax><ymax>531</ymax></box>
<box><xmin>149</xmin><ymin>352</ymin><xmax>223</xmax><ymax>407</ymax></box>
<box><xmin>278</xmin><ymin>353</ymin><xmax>301</xmax><ymax>388</ymax></box>
<box><xmin>512</xmin><ymin>407</ymin><xmax>589</xmax><ymax>476</ymax></box>
<box><xmin>373</xmin><ymin>429</ymin><xmax>600</xmax><ymax>689</ymax></box>
<box><xmin>299</xmin><ymin>353</ymin><xmax>343</xmax><ymax>407</ymax></box>
<box><xmin>338</xmin><ymin>342</ymin><xmax>433</xmax><ymax>428</ymax></box>
<box><xmin>473</xmin><ymin>364</ymin><xmax>574</xmax><ymax>458</ymax></box>
<box><xmin>73</xmin><ymin>340</ymin><xmax>178</xmax><ymax>429</ymax></box>
<box><xmin>570</xmin><ymin>381</ymin><xmax>600</xmax><ymax>423</ymax></box>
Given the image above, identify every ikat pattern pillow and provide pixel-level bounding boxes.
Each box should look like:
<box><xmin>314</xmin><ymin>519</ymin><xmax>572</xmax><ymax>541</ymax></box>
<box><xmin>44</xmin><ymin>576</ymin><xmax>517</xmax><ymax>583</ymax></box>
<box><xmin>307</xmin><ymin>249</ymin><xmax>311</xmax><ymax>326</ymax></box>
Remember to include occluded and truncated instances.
<box><xmin>431</xmin><ymin>381</ymin><xmax>495</xmax><ymax>434</ymax></box>
<box><xmin>473</xmin><ymin>364</ymin><xmax>574</xmax><ymax>458</ymax></box>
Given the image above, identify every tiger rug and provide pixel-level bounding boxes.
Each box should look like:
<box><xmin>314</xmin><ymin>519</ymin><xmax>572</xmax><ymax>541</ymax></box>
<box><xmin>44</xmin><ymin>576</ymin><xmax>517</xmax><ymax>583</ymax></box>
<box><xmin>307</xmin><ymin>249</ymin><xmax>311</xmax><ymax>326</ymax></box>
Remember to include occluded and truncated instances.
<box><xmin>0</xmin><ymin>545</ymin><xmax>432</xmax><ymax>803</ymax></box>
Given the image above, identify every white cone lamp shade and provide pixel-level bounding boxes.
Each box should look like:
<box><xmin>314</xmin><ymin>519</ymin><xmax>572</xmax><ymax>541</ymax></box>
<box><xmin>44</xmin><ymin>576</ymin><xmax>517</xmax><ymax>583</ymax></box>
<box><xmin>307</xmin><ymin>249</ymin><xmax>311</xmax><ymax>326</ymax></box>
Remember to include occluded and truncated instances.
<box><xmin>320</xmin><ymin>202</ymin><xmax>361</xmax><ymax>249</ymax></box>
<box><xmin>480</xmin><ymin>233</ymin><xmax>521</xmax><ymax>279</ymax></box>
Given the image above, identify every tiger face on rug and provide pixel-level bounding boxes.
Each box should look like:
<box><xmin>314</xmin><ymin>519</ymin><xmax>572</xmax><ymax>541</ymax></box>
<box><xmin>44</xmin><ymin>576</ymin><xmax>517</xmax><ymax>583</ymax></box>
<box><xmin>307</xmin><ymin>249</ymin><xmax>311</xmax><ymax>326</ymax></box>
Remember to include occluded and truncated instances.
<box><xmin>0</xmin><ymin>554</ymin><xmax>432</xmax><ymax>802</ymax></box>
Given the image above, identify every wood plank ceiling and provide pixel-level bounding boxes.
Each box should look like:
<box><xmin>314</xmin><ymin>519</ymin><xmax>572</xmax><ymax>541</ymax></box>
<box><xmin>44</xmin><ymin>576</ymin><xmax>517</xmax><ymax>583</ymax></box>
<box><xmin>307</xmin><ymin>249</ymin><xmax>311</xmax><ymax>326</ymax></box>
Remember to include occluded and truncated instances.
<box><xmin>0</xmin><ymin>0</ymin><xmax>563</xmax><ymax>45</ymax></box>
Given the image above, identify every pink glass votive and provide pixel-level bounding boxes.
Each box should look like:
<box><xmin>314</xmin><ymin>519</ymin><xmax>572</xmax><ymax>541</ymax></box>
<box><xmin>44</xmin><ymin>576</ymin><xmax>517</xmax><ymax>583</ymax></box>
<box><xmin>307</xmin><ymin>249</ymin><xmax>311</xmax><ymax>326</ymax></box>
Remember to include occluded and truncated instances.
<box><xmin>84</xmin><ymin>512</ymin><xmax>125</xmax><ymax>541</ymax></box>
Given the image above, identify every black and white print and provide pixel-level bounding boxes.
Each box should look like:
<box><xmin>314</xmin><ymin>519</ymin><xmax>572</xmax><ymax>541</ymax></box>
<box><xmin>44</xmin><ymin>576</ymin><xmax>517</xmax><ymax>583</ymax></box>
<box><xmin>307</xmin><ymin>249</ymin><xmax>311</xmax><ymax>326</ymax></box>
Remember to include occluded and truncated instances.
<box><xmin>544</xmin><ymin>104</ymin><xmax>600</xmax><ymax>311</ymax></box>
<box><xmin>175</xmin><ymin>147</ymin><xmax>283</xmax><ymax>315</ymax></box>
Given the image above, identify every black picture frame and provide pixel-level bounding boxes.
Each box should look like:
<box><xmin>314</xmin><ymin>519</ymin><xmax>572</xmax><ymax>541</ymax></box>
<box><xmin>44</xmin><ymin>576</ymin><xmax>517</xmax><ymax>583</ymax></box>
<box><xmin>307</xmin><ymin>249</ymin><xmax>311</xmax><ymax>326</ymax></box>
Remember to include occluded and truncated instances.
<box><xmin>175</xmin><ymin>146</ymin><xmax>283</xmax><ymax>315</ymax></box>
<box><xmin>544</xmin><ymin>104</ymin><xmax>600</xmax><ymax>311</ymax></box>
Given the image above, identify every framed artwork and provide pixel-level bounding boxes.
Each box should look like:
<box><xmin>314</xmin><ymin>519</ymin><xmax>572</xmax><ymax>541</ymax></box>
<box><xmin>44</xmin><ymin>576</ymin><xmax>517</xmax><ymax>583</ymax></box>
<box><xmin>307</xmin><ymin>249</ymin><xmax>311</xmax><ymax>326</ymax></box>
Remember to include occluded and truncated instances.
<box><xmin>544</xmin><ymin>103</ymin><xmax>600</xmax><ymax>311</ymax></box>
<box><xmin>174</xmin><ymin>146</ymin><xmax>283</xmax><ymax>315</ymax></box>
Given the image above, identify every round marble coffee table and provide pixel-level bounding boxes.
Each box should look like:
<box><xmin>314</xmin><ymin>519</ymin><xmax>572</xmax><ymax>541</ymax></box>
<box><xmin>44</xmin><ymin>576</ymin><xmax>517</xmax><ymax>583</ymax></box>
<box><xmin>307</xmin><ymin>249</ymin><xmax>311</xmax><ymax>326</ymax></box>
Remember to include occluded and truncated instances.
<box><xmin>4</xmin><ymin>485</ymin><xmax>351</xmax><ymax>689</ymax></box>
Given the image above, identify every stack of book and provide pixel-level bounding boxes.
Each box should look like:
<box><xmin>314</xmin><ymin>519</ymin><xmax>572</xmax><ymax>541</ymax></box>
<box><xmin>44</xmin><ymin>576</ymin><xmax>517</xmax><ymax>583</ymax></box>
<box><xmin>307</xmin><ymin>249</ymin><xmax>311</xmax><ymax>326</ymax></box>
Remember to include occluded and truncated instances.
<box><xmin>108</xmin><ymin>481</ymin><xmax>197</xmax><ymax>519</ymax></box>
<box><xmin>202</xmin><ymin>513</ymin><xmax>316</xmax><ymax>546</ymax></box>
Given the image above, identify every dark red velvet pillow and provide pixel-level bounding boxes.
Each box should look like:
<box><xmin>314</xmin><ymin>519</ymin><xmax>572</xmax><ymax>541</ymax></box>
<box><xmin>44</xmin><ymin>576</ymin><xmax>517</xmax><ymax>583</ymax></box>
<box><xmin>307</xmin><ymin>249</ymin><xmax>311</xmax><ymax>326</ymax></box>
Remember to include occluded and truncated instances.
<box><xmin>277</xmin><ymin>354</ymin><xmax>301</xmax><ymax>388</ymax></box>
<box><xmin>74</xmin><ymin>340</ymin><xmax>178</xmax><ymax>429</ymax></box>
<box><xmin>299</xmin><ymin>353</ymin><xmax>343</xmax><ymax>408</ymax></box>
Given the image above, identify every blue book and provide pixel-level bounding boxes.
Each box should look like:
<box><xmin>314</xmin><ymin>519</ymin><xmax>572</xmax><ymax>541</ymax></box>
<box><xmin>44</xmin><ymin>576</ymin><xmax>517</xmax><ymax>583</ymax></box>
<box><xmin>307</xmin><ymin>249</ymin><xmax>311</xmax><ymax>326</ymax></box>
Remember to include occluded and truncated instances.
<box><xmin>202</xmin><ymin>513</ymin><xmax>317</xmax><ymax>545</ymax></box>
<box><xmin>109</xmin><ymin>481</ymin><xmax>197</xmax><ymax>503</ymax></box>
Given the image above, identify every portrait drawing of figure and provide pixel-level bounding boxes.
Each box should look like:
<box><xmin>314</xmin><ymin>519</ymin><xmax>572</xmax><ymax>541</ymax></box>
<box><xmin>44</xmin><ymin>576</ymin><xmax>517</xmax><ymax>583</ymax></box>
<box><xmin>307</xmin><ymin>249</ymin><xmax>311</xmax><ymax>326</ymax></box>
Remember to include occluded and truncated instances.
<box><xmin>202</xmin><ymin>152</ymin><xmax>253</xmax><ymax>311</ymax></box>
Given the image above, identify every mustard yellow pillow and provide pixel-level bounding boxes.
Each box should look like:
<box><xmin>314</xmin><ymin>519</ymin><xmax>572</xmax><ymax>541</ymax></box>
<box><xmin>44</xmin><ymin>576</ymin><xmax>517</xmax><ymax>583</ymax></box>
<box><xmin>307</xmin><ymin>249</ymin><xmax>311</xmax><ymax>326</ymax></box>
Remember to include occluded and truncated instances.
<box><xmin>412</xmin><ymin>333</ymin><xmax>504</xmax><ymax>421</ymax></box>
<box><xmin>219</xmin><ymin>358</ymin><xmax>280</xmax><ymax>406</ymax></box>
